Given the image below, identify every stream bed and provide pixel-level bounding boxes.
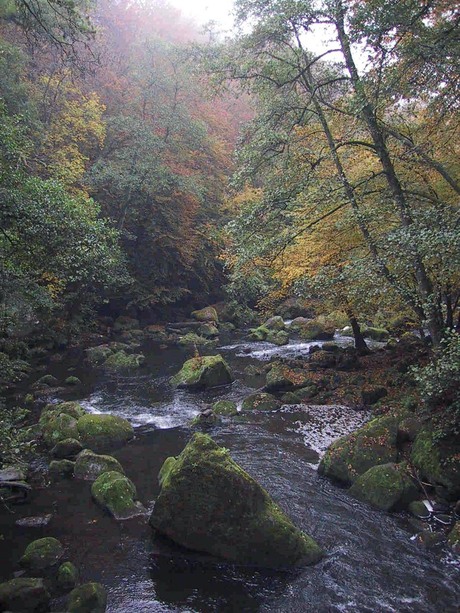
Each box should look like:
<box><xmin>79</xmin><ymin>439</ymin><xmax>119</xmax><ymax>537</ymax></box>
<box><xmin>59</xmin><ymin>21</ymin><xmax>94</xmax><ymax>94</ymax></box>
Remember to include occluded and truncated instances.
<box><xmin>0</xmin><ymin>332</ymin><xmax>459</xmax><ymax>612</ymax></box>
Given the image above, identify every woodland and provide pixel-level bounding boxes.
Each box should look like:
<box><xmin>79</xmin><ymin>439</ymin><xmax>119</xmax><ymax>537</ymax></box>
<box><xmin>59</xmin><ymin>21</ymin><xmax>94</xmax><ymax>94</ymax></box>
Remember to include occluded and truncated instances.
<box><xmin>0</xmin><ymin>0</ymin><xmax>459</xmax><ymax>610</ymax></box>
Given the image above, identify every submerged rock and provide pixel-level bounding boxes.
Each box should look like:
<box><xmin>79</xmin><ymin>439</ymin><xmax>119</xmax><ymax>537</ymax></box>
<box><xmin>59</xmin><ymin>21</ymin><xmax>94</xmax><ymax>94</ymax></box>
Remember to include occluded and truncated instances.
<box><xmin>68</xmin><ymin>582</ymin><xmax>107</xmax><ymax>613</ymax></box>
<box><xmin>20</xmin><ymin>537</ymin><xmax>64</xmax><ymax>571</ymax></box>
<box><xmin>0</xmin><ymin>577</ymin><xmax>50</xmax><ymax>612</ymax></box>
<box><xmin>242</xmin><ymin>392</ymin><xmax>281</xmax><ymax>412</ymax></box>
<box><xmin>91</xmin><ymin>471</ymin><xmax>144</xmax><ymax>519</ymax></box>
<box><xmin>318</xmin><ymin>414</ymin><xmax>399</xmax><ymax>485</ymax></box>
<box><xmin>77</xmin><ymin>414</ymin><xmax>134</xmax><ymax>452</ymax></box>
<box><xmin>74</xmin><ymin>450</ymin><xmax>124</xmax><ymax>481</ymax></box>
<box><xmin>171</xmin><ymin>355</ymin><xmax>234</xmax><ymax>390</ymax></box>
<box><xmin>149</xmin><ymin>433</ymin><xmax>323</xmax><ymax>568</ymax></box>
<box><xmin>349</xmin><ymin>463</ymin><xmax>419</xmax><ymax>511</ymax></box>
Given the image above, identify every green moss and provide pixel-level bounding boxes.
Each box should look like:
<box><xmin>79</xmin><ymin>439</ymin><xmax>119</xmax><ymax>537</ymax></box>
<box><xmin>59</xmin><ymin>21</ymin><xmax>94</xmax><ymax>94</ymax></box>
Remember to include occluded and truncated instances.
<box><xmin>34</xmin><ymin>374</ymin><xmax>58</xmax><ymax>387</ymax></box>
<box><xmin>266</xmin><ymin>330</ymin><xmax>289</xmax><ymax>345</ymax></box>
<box><xmin>20</xmin><ymin>537</ymin><xmax>64</xmax><ymax>570</ymax></box>
<box><xmin>50</xmin><ymin>459</ymin><xmax>75</xmax><ymax>480</ymax></box>
<box><xmin>198</xmin><ymin>323</ymin><xmax>219</xmax><ymax>338</ymax></box>
<box><xmin>74</xmin><ymin>450</ymin><xmax>124</xmax><ymax>481</ymax></box>
<box><xmin>77</xmin><ymin>414</ymin><xmax>134</xmax><ymax>452</ymax></box>
<box><xmin>363</xmin><ymin>327</ymin><xmax>389</xmax><ymax>341</ymax></box>
<box><xmin>51</xmin><ymin>438</ymin><xmax>83</xmax><ymax>459</ymax></box>
<box><xmin>242</xmin><ymin>393</ymin><xmax>281</xmax><ymax>412</ymax></box>
<box><xmin>447</xmin><ymin>523</ymin><xmax>460</xmax><ymax>552</ymax></box>
<box><xmin>39</xmin><ymin>402</ymin><xmax>86</xmax><ymax>429</ymax></box>
<box><xmin>263</xmin><ymin>316</ymin><xmax>285</xmax><ymax>331</ymax></box>
<box><xmin>265</xmin><ymin>362</ymin><xmax>313</xmax><ymax>392</ymax></box>
<box><xmin>65</xmin><ymin>376</ymin><xmax>82</xmax><ymax>386</ymax></box>
<box><xmin>248</xmin><ymin>326</ymin><xmax>269</xmax><ymax>341</ymax></box>
<box><xmin>103</xmin><ymin>350</ymin><xmax>145</xmax><ymax>371</ymax></box>
<box><xmin>42</xmin><ymin>413</ymin><xmax>79</xmax><ymax>448</ymax></box>
<box><xmin>0</xmin><ymin>578</ymin><xmax>50</xmax><ymax>612</ymax></box>
<box><xmin>349</xmin><ymin>463</ymin><xmax>419</xmax><ymax>511</ymax></box>
<box><xmin>298</xmin><ymin>319</ymin><xmax>335</xmax><ymax>341</ymax></box>
<box><xmin>212</xmin><ymin>400</ymin><xmax>238</xmax><ymax>416</ymax></box>
<box><xmin>177</xmin><ymin>333</ymin><xmax>213</xmax><ymax>346</ymax></box>
<box><xmin>150</xmin><ymin>433</ymin><xmax>323</xmax><ymax>568</ymax></box>
<box><xmin>91</xmin><ymin>471</ymin><xmax>142</xmax><ymax>519</ymax></box>
<box><xmin>57</xmin><ymin>561</ymin><xmax>78</xmax><ymax>591</ymax></box>
<box><xmin>68</xmin><ymin>582</ymin><xmax>107</xmax><ymax>613</ymax></box>
<box><xmin>171</xmin><ymin>355</ymin><xmax>234</xmax><ymax>390</ymax></box>
<box><xmin>191</xmin><ymin>306</ymin><xmax>218</xmax><ymax>323</ymax></box>
<box><xmin>85</xmin><ymin>345</ymin><xmax>113</xmax><ymax>366</ymax></box>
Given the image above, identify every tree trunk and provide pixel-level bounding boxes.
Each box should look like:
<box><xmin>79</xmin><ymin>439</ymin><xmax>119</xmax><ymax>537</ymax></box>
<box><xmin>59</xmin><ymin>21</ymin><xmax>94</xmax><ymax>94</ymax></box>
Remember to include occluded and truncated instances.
<box><xmin>345</xmin><ymin>308</ymin><xmax>369</xmax><ymax>353</ymax></box>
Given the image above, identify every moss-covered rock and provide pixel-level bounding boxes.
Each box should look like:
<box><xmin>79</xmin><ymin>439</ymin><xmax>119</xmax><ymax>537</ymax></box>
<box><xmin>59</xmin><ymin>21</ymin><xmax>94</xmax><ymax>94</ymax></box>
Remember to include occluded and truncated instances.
<box><xmin>171</xmin><ymin>355</ymin><xmax>234</xmax><ymax>390</ymax></box>
<box><xmin>248</xmin><ymin>326</ymin><xmax>269</xmax><ymax>341</ymax></box>
<box><xmin>74</xmin><ymin>450</ymin><xmax>124</xmax><ymax>481</ymax></box>
<box><xmin>361</xmin><ymin>385</ymin><xmax>388</xmax><ymax>405</ymax></box>
<box><xmin>177</xmin><ymin>332</ymin><xmax>214</xmax><ymax>347</ymax></box>
<box><xmin>91</xmin><ymin>471</ymin><xmax>143</xmax><ymax>519</ymax></box>
<box><xmin>85</xmin><ymin>345</ymin><xmax>113</xmax><ymax>366</ymax></box>
<box><xmin>241</xmin><ymin>392</ymin><xmax>281</xmax><ymax>412</ymax></box>
<box><xmin>447</xmin><ymin>522</ymin><xmax>460</xmax><ymax>553</ymax></box>
<box><xmin>349</xmin><ymin>463</ymin><xmax>419</xmax><ymax>511</ymax></box>
<box><xmin>103</xmin><ymin>350</ymin><xmax>145</xmax><ymax>371</ymax></box>
<box><xmin>408</xmin><ymin>500</ymin><xmax>431</xmax><ymax>520</ymax></box>
<box><xmin>42</xmin><ymin>413</ymin><xmax>79</xmax><ymax>448</ymax></box>
<box><xmin>0</xmin><ymin>578</ymin><xmax>50</xmax><ymax>612</ymax></box>
<box><xmin>298</xmin><ymin>319</ymin><xmax>335</xmax><ymax>341</ymax></box>
<box><xmin>411</xmin><ymin>428</ymin><xmax>460</xmax><ymax>501</ymax></box>
<box><xmin>295</xmin><ymin>385</ymin><xmax>318</xmax><ymax>400</ymax></box>
<box><xmin>77</xmin><ymin>414</ymin><xmax>134</xmax><ymax>452</ymax></box>
<box><xmin>51</xmin><ymin>438</ymin><xmax>83</xmax><ymax>459</ymax></box>
<box><xmin>318</xmin><ymin>415</ymin><xmax>399</xmax><ymax>485</ymax></box>
<box><xmin>198</xmin><ymin>323</ymin><xmax>219</xmax><ymax>338</ymax></box>
<box><xmin>20</xmin><ymin>537</ymin><xmax>64</xmax><ymax>571</ymax></box>
<box><xmin>363</xmin><ymin>327</ymin><xmax>389</xmax><ymax>341</ymax></box>
<box><xmin>263</xmin><ymin>316</ymin><xmax>285</xmax><ymax>331</ymax></box>
<box><xmin>49</xmin><ymin>459</ymin><xmax>75</xmax><ymax>480</ymax></box>
<box><xmin>265</xmin><ymin>362</ymin><xmax>313</xmax><ymax>392</ymax></box>
<box><xmin>191</xmin><ymin>306</ymin><xmax>218</xmax><ymax>323</ymax></box>
<box><xmin>398</xmin><ymin>417</ymin><xmax>423</xmax><ymax>443</ymax></box>
<box><xmin>57</xmin><ymin>561</ymin><xmax>78</xmax><ymax>591</ymax></box>
<box><xmin>33</xmin><ymin>374</ymin><xmax>59</xmax><ymax>388</ymax></box>
<box><xmin>212</xmin><ymin>400</ymin><xmax>238</xmax><ymax>416</ymax></box>
<box><xmin>149</xmin><ymin>433</ymin><xmax>323</xmax><ymax>568</ymax></box>
<box><xmin>65</xmin><ymin>376</ymin><xmax>82</xmax><ymax>386</ymax></box>
<box><xmin>266</xmin><ymin>330</ymin><xmax>289</xmax><ymax>345</ymax></box>
<box><xmin>309</xmin><ymin>350</ymin><xmax>337</xmax><ymax>369</ymax></box>
<box><xmin>281</xmin><ymin>391</ymin><xmax>302</xmax><ymax>404</ymax></box>
<box><xmin>39</xmin><ymin>402</ymin><xmax>86</xmax><ymax>429</ymax></box>
<box><xmin>190</xmin><ymin>410</ymin><xmax>220</xmax><ymax>427</ymax></box>
<box><xmin>113</xmin><ymin>316</ymin><xmax>139</xmax><ymax>332</ymax></box>
<box><xmin>68</xmin><ymin>582</ymin><xmax>107</xmax><ymax>613</ymax></box>
<box><xmin>288</xmin><ymin>317</ymin><xmax>310</xmax><ymax>331</ymax></box>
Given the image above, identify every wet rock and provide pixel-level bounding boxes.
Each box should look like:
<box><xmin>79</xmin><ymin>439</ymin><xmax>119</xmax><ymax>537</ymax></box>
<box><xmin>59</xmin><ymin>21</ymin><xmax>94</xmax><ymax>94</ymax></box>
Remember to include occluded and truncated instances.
<box><xmin>248</xmin><ymin>326</ymin><xmax>269</xmax><ymax>341</ymax></box>
<box><xmin>278</xmin><ymin>298</ymin><xmax>312</xmax><ymax>319</ymax></box>
<box><xmin>349</xmin><ymin>463</ymin><xmax>419</xmax><ymax>511</ymax></box>
<box><xmin>16</xmin><ymin>515</ymin><xmax>52</xmax><ymax>528</ymax></box>
<box><xmin>102</xmin><ymin>350</ymin><xmax>145</xmax><ymax>371</ymax></box>
<box><xmin>242</xmin><ymin>392</ymin><xmax>281</xmax><ymax>412</ymax></box>
<box><xmin>408</xmin><ymin>501</ymin><xmax>431</xmax><ymax>520</ymax></box>
<box><xmin>198</xmin><ymin>323</ymin><xmax>219</xmax><ymax>338</ymax></box>
<box><xmin>77</xmin><ymin>414</ymin><xmax>134</xmax><ymax>453</ymax></box>
<box><xmin>298</xmin><ymin>318</ymin><xmax>335</xmax><ymax>341</ymax></box>
<box><xmin>85</xmin><ymin>345</ymin><xmax>112</xmax><ymax>366</ymax></box>
<box><xmin>318</xmin><ymin>414</ymin><xmax>399</xmax><ymax>485</ymax></box>
<box><xmin>363</xmin><ymin>327</ymin><xmax>389</xmax><ymax>341</ymax></box>
<box><xmin>171</xmin><ymin>355</ymin><xmax>234</xmax><ymax>390</ymax></box>
<box><xmin>0</xmin><ymin>577</ymin><xmax>50</xmax><ymax>612</ymax></box>
<box><xmin>417</xmin><ymin>529</ymin><xmax>444</xmax><ymax>549</ymax></box>
<box><xmin>212</xmin><ymin>400</ymin><xmax>238</xmax><ymax>416</ymax></box>
<box><xmin>281</xmin><ymin>391</ymin><xmax>301</xmax><ymax>404</ymax></box>
<box><xmin>68</xmin><ymin>582</ymin><xmax>107</xmax><ymax>613</ymax></box>
<box><xmin>263</xmin><ymin>316</ymin><xmax>285</xmax><ymax>331</ymax></box>
<box><xmin>191</xmin><ymin>306</ymin><xmax>218</xmax><ymax>323</ymax></box>
<box><xmin>39</xmin><ymin>402</ymin><xmax>86</xmax><ymax>432</ymax></box>
<box><xmin>51</xmin><ymin>438</ymin><xmax>83</xmax><ymax>459</ymax></box>
<box><xmin>42</xmin><ymin>414</ymin><xmax>79</xmax><ymax>448</ymax></box>
<box><xmin>57</xmin><ymin>561</ymin><xmax>78</xmax><ymax>591</ymax></box>
<box><xmin>295</xmin><ymin>385</ymin><xmax>318</xmax><ymax>400</ymax></box>
<box><xmin>74</xmin><ymin>450</ymin><xmax>124</xmax><ymax>481</ymax></box>
<box><xmin>411</xmin><ymin>428</ymin><xmax>460</xmax><ymax>501</ymax></box>
<box><xmin>49</xmin><ymin>460</ymin><xmax>75</xmax><ymax>480</ymax></box>
<box><xmin>447</xmin><ymin>522</ymin><xmax>460</xmax><ymax>553</ymax></box>
<box><xmin>266</xmin><ymin>330</ymin><xmax>289</xmax><ymax>345</ymax></box>
<box><xmin>0</xmin><ymin>467</ymin><xmax>26</xmax><ymax>482</ymax></box>
<box><xmin>361</xmin><ymin>385</ymin><xmax>388</xmax><ymax>405</ymax></box>
<box><xmin>91</xmin><ymin>471</ymin><xmax>144</xmax><ymax>520</ymax></box>
<box><xmin>149</xmin><ymin>433</ymin><xmax>323</xmax><ymax>568</ymax></box>
<box><xmin>190</xmin><ymin>410</ymin><xmax>219</xmax><ymax>427</ymax></box>
<box><xmin>20</xmin><ymin>537</ymin><xmax>64</xmax><ymax>571</ymax></box>
<box><xmin>288</xmin><ymin>317</ymin><xmax>311</xmax><ymax>331</ymax></box>
<box><xmin>265</xmin><ymin>362</ymin><xmax>312</xmax><ymax>392</ymax></box>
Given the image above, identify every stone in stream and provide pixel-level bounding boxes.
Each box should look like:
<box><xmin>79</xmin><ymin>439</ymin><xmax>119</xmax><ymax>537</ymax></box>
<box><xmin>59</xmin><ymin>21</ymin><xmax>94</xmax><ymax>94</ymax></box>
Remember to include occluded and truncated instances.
<box><xmin>266</xmin><ymin>330</ymin><xmax>289</xmax><ymax>345</ymax></box>
<box><xmin>248</xmin><ymin>326</ymin><xmax>269</xmax><ymax>341</ymax></box>
<box><xmin>318</xmin><ymin>414</ymin><xmax>400</xmax><ymax>485</ymax></box>
<box><xmin>41</xmin><ymin>413</ymin><xmax>79</xmax><ymax>448</ymax></box>
<box><xmin>16</xmin><ymin>515</ymin><xmax>53</xmax><ymax>528</ymax></box>
<box><xmin>0</xmin><ymin>577</ymin><xmax>50</xmax><ymax>612</ymax></box>
<box><xmin>348</xmin><ymin>463</ymin><xmax>419</xmax><ymax>511</ymax></box>
<box><xmin>102</xmin><ymin>350</ymin><xmax>145</xmax><ymax>371</ymax></box>
<box><xmin>265</xmin><ymin>361</ymin><xmax>313</xmax><ymax>392</ymax></box>
<box><xmin>49</xmin><ymin>459</ymin><xmax>75</xmax><ymax>480</ymax></box>
<box><xmin>241</xmin><ymin>392</ymin><xmax>281</xmax><ymax>412</ymax></box>
<box><xmin>447</xmin><ymin>522</ymin><xmax>460</xmax><ymax>553</ymax></box>
<box><xmin>91</xmin><ymin>471</ymin><xmax>144</xmax><ymax>519</ymax></box>
<box><xmin>51</xmin><ymin>438</ymin><xmax>83</xmax><ymax>459</ymax></box>
<box><xmin>20</xmin><ymin>537</ymin><xmax>64</xmax><ymax>571</ymax></box>
<box><xmin>77</xmin><ymin>414</ymin><xmax>134</xmax><ymax>452</ymax></box>
<box><xmin>74</xmin><ymin>449</ymin><xmax>124</xmax><ymax>481</ymax></box>
<box><xmin>263</xmin><ymin>316</ymin><xmax>286</xmax><ymax>331</ymax></box>
<box><xmin>171</xmin><ymin>355</ymin><xmax>234</xmax><ymax>390</ymax></box>
<box><xmin>149</xmin><ymin>433</ymin><xmax>323</xmax><ymax>568</ymax></box>
<box><xmin>212</xmin><ymin>400</ymin><xmax>238</xmax><ymax>416</ymax></box>
<box><xmin>57</xmin><ymin>561</ymin><xmax>79</xmax><ymax>591</ymax></box>
<box><xmin>198</xmin><ymin>323</ymin><xmax>219</xmax><ymax>338</ymax></box>
<box><xmin>68</xmin><ymin>582</ymin><xmax>107</xmax><ymax>613</ymax></box>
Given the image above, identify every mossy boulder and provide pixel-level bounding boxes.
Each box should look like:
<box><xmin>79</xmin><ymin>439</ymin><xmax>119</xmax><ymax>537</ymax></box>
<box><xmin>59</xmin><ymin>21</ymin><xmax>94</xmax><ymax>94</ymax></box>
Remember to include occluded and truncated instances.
<box><xmin>398</xmin><ymin>417</ymin><xmax>423</xmax><ymax>443</ymax></box>
<box><xmin>298</xmin><ymin>319</ymin><xmax>335</xmax><ymax>341</ymax></box>
<box><xmin>447</xmin><ymin>522</ymin><xmax>460</xmax><ymax>553</ymax></box>
<box><xmin>74</xmin><ymin>450</ymin><xmax>124</xmax><ymax>481</ymax></box>
<box><xmin>85</xmin><ymin>345</ymin><xmax>113</xmax><ymax>366</ymax></box>
<box><xmin>411</xmin><ymin>428</ymin><xmax>460</xmax><ymax>500</ymax></box>
<box><xmin>288</xmin><ymin>317</ymin><xmax>311</xmax><ymax>331</ymax></box>
<box><xmin>266</xmin><ymin>330</ymin><xmax>289</xmax><ymax>345</ymax></box>
<box><xmin>65</xmin><ymin>376</ymin><xmax>82</xmax><ymax>386</ymax></box>
<box><xmin>149</xmin><ymin>433</ymin><xmax>323</xmax><ymax>568</ymax></box>
<box><xmin>363</xmin><ymin>327</ymin><xmax>389</xmax><ymax>341</ymax></box>
<box><xmin>309</xmin><ymin>350</ymin><xmax>337</xmax><ymax>369</ymax></box>
<box><xmin>57</xmin><ymin>561</ymin><xmax>78</xmax><ymax>591</ymax></box>
<box><xmin>39</xmin><ymin>402</ymin><xmax>86</xmax><ymax>429</ymax></box>
<box><xmin>408</xmin><ymin>500</ymin><xmax>431</xmax><ymax>520</ymax></box>
<box><xmin>103</xmin><ymin>350</ymin><xmax>145</xmax><ymax>371</ymax></box>
<box><xmin>265</xmin><ymin>362</ymin><xmax>313</xmax><ymax>392</ymax></box>
<box><xmin>361</xmin><ymin>385</ymin><xmax>388</xmax><ymax>405</ymax></box>
<box><xmin>33</xmin><ymin>374</ymin><xmax>59</xmax><ymax>388</ymax></box>
<box><xmin>113</xmin><ymin>316</ymin><xmax>139</xmax><ymax>332</ymax></box>
<box><xmin>42</xmin><ymin>413</ymin><xmax>79</xmax><ymax>448</ymax></box>
<box><xmin>0</xmin><ymin>578</ymin><xmax>50</xmax><ymax>612</ymax></box>
<box><xmin>190</xmin><ymin>410</ymin><xmax>220</xmax><ymax>427</ymax></box>
<box><xmin>242</xmin><ymin>392</ymin><xmax>281</xmax><ymax>412</ymax></box>
<box><xmin>349</xmin><ymin>463</ymin><xmax>419</xmax><ymax>511</ymax></box>
<box><xmin>198</xmin><ymin>323</ymin><xmax>219</xmax><ymax>338</ymax></box>
<box><xmin>178</xmin><ymin>333</ymin><xmax>213</xmax><ymax>347</ymax></box>
<box><xmin>212</xmin><ymin>400</ymin><xmax>238</xmax><ymax>416</ymax></box>
<box><xmin>49</xmin><ymin>459</ymin><xmax>75</xmax><ymax>480</ymax></box>
<box><xmin>51</xmin><ymin>438</ymin><xmax>83</xmax><ymax>459</ymax></box>
<box><xmin>68</xmin><ymin>582</ymin><xmax>107</xmax><ymax>613</ymax></box>
<box><xmin>20</xmin><ymin>537</ymin><xmax>64</xmax><ymax>571</ymax></box>
<box><xmin>318</xmin><ymin>415</ymin><xmax>399</xmax><ymax>485</ymax></box>
<box><xmin>171</xmin><ymin>355</ymin><xmax>234</xmax><ymax>390</ymax></box>
<box><xmin>263</xmin><ymin>316</ymin><xmax>285</xmax><ymax>331</ymax></box>
<box><xmin>91</xmin><ymin>471</ymin><xmax>143</xmax><ymax>519</ymax></box>
<box><xmin>191</xmin><ymin>306</ymin><xmax>218</xmax><ymax>323</ymax></box>
<box><xmin>77</xmin><ymin>414</ymin><xmax>134</xmax><ymax>452</ymax></box>
<box><xmin>248</xmin><ymin>326</ymin><xmax>269</xmax><ymax>341</ymax></box>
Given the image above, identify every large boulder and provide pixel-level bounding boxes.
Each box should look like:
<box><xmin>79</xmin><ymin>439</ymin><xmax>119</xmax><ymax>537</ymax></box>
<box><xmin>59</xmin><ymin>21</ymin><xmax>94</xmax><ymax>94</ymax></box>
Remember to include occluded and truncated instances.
<box><xmin>74</xmin><ymin>450</ymin><xmax>124</xmax><ymax>481</ymax></box>
<box><xmin>241</xmin><ymin>393</ymin><xmax>281</xmax><ymax>412</ymax></box>
<box><xmin>411</xmin><ymin>428</ymin><xmax>460</xmax><ymax>501</ymax></box>
<box><xmin>266</xmin><ymin>330</ymin><xmax>289</xmax><ymax>345</ymax></box>
<box><xmin>363</xmin><ymin>327</ymin><xmax>389</xmax><ymax>341</ymax></box>
<box><xmin>248</xmin><ymin>326</ymin><xmax>269</xmax><ymax>341</ymax></box>
<box><xmin>20</xmin><ymin>537</ymin><xmax>64</xmax><ymax>571</ymax></box>
<box><xmin>91</xmin><ymin>471</ymin><xmax>144</xmax><ymax>519</ymax></box>
<box><xmin>263</xmin><ymin>316</ymin><xmax>285</xmax><ymax>331</ymax></box>
<box><xmin>318</xmin><ymin>415</ymin><xmax>399</xmax><ymax>485</ymax></box>
<box><xmin>265</xmin><ymin>362</ymin><xmax>313</xmax><ymax>392</ymax></box>
<box><xmin>191</xmin><ymin>306</ymin><xmax>218</xmax><ymax>323</ymax></box>
<box><xmin>212</xmin><ymin>400</ymin><xmax>238</xmax><ymax>416</ymax></box>
<box><xmin>68</xmin><ymin>582</ymin><xmax>107</xmax><ymax>613</ymax></box>
<box><xmin>298</xmin><ymin>318</ymin><xmax>335</xmax><ymax>341</ymax></box>
<box><xmin>0</xmin><ymin>578</ymin><xmax>50</xmax><ymax>612</ymax></box>
<box><xmin>51</xmin><ymin>438</ymin><xmax>83</xmax><ymax>459</ymax></box>
<box><xmin>102</xmin><ymin>350</ymin><xmax>145</xmax><ymax>371</ymax></box>
<box><xmin>348</xmin><ymin>463</ymin><xmax>419</xmax><ymax>511</ymax></box>
<box><xmin>171</xmin><ymin>355</ymin><xmax>234</xmax><ymax>390</ymax></box>
<box><xmin>149</xmin><ymin>434</ymin><xmax>323</xmax><ymax>568</ymax></box>
<box><xmin>41</xmin><ymin>413</ymin><xmax>79</xmax><ymax>448</ymax></box>
<box><xmin>77</xmin><ymin>414</ymin><xmax>134</xmax><ymax>452</ymax></box>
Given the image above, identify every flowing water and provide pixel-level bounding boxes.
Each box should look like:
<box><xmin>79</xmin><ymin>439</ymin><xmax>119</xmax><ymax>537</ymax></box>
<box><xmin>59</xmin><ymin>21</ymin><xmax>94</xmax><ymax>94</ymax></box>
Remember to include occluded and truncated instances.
<box><xmin>1</xmin><ymin>332</ymin><xmax>459</xmax><ymax>612</ymax></box>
